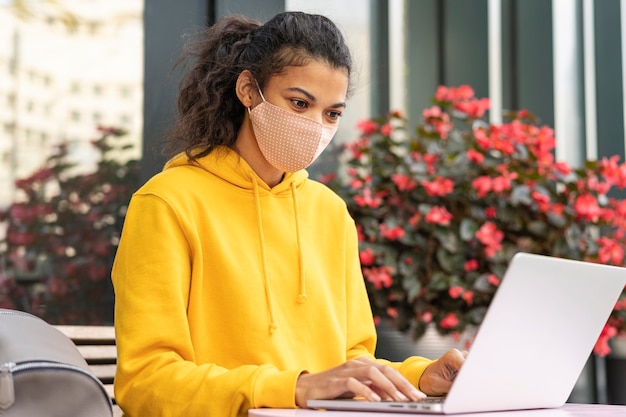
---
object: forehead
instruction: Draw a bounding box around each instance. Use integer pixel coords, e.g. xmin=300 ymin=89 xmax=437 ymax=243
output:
xmin=266 ymin=60 xmax=349 ymax=103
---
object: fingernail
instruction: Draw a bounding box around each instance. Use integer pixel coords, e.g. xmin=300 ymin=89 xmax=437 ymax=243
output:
xmin=412 ymin=388 xmax=426 ymax=400
xmin=372 ymin=393 xmax=382 ymax=402
xmin=396 ymin=391 xmax=408 ymax=401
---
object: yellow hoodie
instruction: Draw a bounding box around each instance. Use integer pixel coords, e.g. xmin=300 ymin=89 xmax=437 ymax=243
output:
xmin=112 ymin=146 xmax=433 ymax=417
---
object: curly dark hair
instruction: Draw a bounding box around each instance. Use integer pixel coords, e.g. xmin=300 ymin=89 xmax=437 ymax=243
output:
xmin=165 ymin=11 xmax=354 ymax=160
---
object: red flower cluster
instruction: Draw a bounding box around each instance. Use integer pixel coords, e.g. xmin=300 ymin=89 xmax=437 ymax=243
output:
xmin=325 ymin=85 xmax=626 ymax=354
xmin=0 ymin=128 xmax=140 ymax=325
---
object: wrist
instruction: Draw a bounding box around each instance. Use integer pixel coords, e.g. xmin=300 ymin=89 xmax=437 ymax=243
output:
xmin=295 ymin=371 xmax=311 ymax=408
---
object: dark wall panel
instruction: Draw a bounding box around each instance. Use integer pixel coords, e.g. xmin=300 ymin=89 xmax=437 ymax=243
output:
xmin=212 ymin=0 xmax=284 ymax=23
xmin=595 ymin=0 xmax=624 ymax=159
xmin=142 ymin=0 xmax=210 ymax=182
xmin=514 ymin=0 xmax=554 ymax=127
xmin=406 ymin=0 xmax=440 ymax=125
xmin=443 ymin=0 xmax=489 ymax=98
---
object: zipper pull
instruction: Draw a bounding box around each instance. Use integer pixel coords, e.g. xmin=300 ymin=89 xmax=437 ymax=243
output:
xmin=0 ymin=362 xmax=15 ymax=410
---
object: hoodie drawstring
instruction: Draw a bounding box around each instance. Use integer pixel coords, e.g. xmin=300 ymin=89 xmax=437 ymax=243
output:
xmin=252 ymin=176 xmax=278 ymax=335
xmin=291 ymin=182 xmax=307 ymax=304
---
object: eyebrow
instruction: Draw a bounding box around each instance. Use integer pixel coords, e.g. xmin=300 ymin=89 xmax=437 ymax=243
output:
xmin=286 ymin=87 xmax=347 ymax=109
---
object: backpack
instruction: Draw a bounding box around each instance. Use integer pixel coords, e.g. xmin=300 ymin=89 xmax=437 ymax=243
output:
xmin=0 ymin=309 xmax=113 ymax=417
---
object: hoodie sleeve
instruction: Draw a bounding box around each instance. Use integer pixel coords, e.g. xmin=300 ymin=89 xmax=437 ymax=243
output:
xmin=112 ymin=193 xmax=303 ymax=417
xmin=340 ymin=212 xmax=435 ymax=388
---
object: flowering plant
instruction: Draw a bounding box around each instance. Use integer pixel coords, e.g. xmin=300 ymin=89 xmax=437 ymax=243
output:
xmin=324 ymin=85 xmax=626 ymax=356
xmin=0 ymin=127 xmax=140 ymax=324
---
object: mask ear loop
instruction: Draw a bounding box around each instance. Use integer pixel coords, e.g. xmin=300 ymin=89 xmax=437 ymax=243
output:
xmin=253 ymin=79 xmax=266 ymax=102
xmin=248 ymin=79 xmax=266 ymax=115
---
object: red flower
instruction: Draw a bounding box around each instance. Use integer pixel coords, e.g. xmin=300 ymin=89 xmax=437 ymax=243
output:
xmin=425 ymin=206 xmax=453 ymax=226
xmin=409 ymin=212 xmax=421 ymax=226
xmin=462 ymin=291 xmax=474 ymax=305
xmin=359 ymin=248 xmax=375 ymax=266
xmin=434 ymin=86 xmax=452 ymax=102
xmin=573 ymin=194 xmax=601 ymax=222
xmin=356 ymin=119 xmax=378 ymax=135
xmin=346 ymin=137 xmax=370 ymax=159
xmin=423 ymin=106 xmax=453 ymax=138
xmin=391 ymin=173 xmax=417 ymax=191
xmin=380 ymin=123 xmax=393 ymax=136
xmin=318 ymin=172 xmax=336 ymax=184
xmin=475 ymin=222 xmax=504 ymax=258
xmin=363 ymin=266 xmax=393 ymax=289
xmin=467 ymin=148 xmax=484 ymax=163
xmin=440 ymin=313 xmax=459 ymax=329
xmin=350 ymin=178 xmax=364 ymax=190
xmin=449 ymin=286 xmax=464 ymax=299
xmin=464 ymin=259 xmax=478 ymax=271
xmin=421 ymin=177 xmax=454 ymax=196
xmin=354 ymin=188 xmax=382 ymax=208
xmin=593 ymin=324 xmax=617 ymax=356
xmin=597 ymin=237 xmax=624 ymax=265
xmin=531 ymin=191 xmax=551 ymax=212
xmin=421 ymin=311 xmax=433 ymax=324
xmin=423 ymin=153 xmax=439 ymax=166
xmin=553 ymin=161 xmax=572 ymax=176
xmin=487 ymin=274 xmax=501 ymax=286
xmin=454 ymin=97 xmax=491 ymax=118
xmin=435 ymin=85 xmax=475 ymax=102
xmin=491 ymin=172 xmax=518 ymax=194
xmin=380 ymin=224 xmax=405 ymax=241
xmin=472 ymin=176 xmax=492 ymax=197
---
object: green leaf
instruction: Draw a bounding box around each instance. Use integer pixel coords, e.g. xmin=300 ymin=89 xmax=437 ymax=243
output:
xmin=511 ymin=184 xmax=531 ymax=206
xmin=428 ymin=271 xmax=450 ymax=291
xmin=434 ymin=229 xmax=460 ymax=252
xmin=402 ymin=275 xmax=422 ymax=302
xmin=527 ymin=220 xmax=548 ymax=236
xmin=436 ymin=247 xmax=465 ymax=273
xmin=460 ymin=218 xmax=478 ymax=241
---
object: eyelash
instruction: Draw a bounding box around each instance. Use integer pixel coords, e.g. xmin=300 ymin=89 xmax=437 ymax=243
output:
xmin=327 ymin=111 xmax=342 ymax=120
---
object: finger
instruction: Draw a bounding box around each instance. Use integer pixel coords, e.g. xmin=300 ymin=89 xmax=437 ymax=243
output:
xmin=343 ymin=376 xmax=382 ymax=402
xmin=354 ymin=362 xmax=424 ymax=402
xmin=444 ymin=349 xmax=466 ymax=377
xmin=353 ymin=358 xmax=425 ymax=401
xmin=377 ymin=366 xmax=426 ymax=401
xmin=419 ymin=349 xmax=467 ymax=396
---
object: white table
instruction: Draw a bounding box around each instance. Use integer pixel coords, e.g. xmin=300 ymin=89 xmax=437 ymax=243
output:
xmin=249 ymin=403 xmax=626 ymax=416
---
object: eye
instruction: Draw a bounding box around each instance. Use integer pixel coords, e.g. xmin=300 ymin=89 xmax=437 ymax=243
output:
xmin=326 ymin=110 xmax=343 ymax=121
xmin=291 ymin=99 xmax=308 ymax=109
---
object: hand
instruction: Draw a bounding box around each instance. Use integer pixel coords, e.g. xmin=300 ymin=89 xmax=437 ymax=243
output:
xmin=295 ymin=357 xmax=426 ymax=408
xmin=418 ymin=348 xmax=467 ymax=396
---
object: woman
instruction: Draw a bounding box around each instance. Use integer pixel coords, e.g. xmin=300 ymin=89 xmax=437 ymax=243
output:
xmin=112 ymin=11 xmax=465 ymax=417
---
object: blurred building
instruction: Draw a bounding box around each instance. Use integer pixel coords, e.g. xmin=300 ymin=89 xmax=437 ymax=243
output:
xmin=0 ymin=0 xmax=143 ymax=207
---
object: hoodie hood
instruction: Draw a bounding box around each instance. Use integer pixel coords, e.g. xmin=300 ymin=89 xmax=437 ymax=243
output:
xmin=164 ymin=146 xmax=310 ymax=334
xmin=163 ymin=147 xmax=309 ymax=193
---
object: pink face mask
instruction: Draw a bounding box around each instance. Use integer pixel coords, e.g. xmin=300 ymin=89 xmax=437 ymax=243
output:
xmin=248 ymin=83 xmax=338 ymax=172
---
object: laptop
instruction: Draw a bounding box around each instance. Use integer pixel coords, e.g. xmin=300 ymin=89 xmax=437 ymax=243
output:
xmin=308 ymin=252 xmax=626 ymax=414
